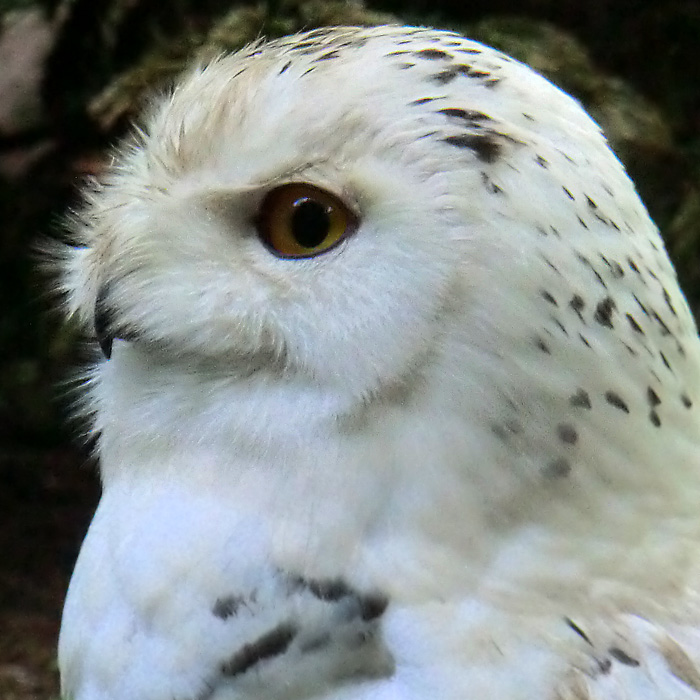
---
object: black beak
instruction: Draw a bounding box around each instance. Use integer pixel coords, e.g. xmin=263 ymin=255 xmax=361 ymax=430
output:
xmin=95 ymin=284 xmax=115 ymax=360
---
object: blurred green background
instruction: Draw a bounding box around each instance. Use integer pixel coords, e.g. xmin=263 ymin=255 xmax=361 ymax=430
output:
xmin=0 ymin=1 xmax=698 ymax=697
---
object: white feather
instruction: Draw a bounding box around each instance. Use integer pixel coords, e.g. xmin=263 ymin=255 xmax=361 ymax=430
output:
xmin=56 ymin=25 xmax=700 ymax=700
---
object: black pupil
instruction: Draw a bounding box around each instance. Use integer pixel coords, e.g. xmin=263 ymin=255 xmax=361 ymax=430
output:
xmin=291 ymin=198 xmax=331 ymax=248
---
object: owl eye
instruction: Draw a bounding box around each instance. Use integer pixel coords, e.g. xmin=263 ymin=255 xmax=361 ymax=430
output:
xmin=256 ymin=183 xmax=356 ymax=258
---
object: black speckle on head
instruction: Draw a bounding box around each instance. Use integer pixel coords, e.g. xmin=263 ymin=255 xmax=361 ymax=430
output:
xmin=289 ymin=40 xmax=319 ymax=52
xmin=557 ymin=423 xmax=578 ymax=445
xmin=431 ymin=68 xmax=458 ymax=85
xmin=443 ymin=133 xmax=502 ymax=163
xmin=626 ymin=313 xmax=644 ymax=334
xmin=609 ymin=648 xmax=640 ymax=667
xmin=279 ymin=61 xmax=292 ymax=75
xmin=577 ymin=215 xmax=589 ymax=230
xmin=570 ymin=389 xmax=592 ymax=409
xmin=594 ymin=297 xmax=616 ymax=329
xmin=499 ymin=132 xmax=525 ymax=146
xmin=649 ymin=410 xmax=661 ymax=427
xmin=562 ymin=186 xmax=575 ymax=201
xmin=605 ymin=391 xmax=629 ymax=413
xmin=541 ymin=255 xmax=563 ymax=276
xmin=481 ymin=172 xmax=503 ymax=194
xmin=414 ymin=48 xmax=452 ymax=60
xmin=410 ymin=96 xmax=441 ymax=105
xmin=298 ymin=27 xmax=333 ymax=40
xmin=660 ymin=351 xmax=672 ymax=371
xmin=627 ymin=257 xmax=642 ymax=275
xmin=535 ymin=155 xmax=549 ymax=168
xmin=430 ymin=64 xmax=473 ymax=84
xmin=316 ymin=50 xmax=340 ymax=61
xmin=438 ymin=107 xmax=492 ymax=123
xmin=576 ymin=253 xmax=608 ymax=289
xmin=541 ymin=290 xmax=558 ymax=306
xmin=682 ymin=393 xmax=693 ymax=409
xmin=535 ymin=336 xmax=551 ymax=354
xmin=600 ymin=255 xmax=624 ymax=278
xmin=647 ymin=387 xmax=661 ymax=407
xmin=569 ymin=294 xmax=585 ymax=320
xmin=337 ymin=36 xmax=367 ymax=50
xmin=662 ymin=287 xmax=678 ymax=317
xmin=652 ymin=310 xmax=672 ymax=337
xmin=585 ymin=195 xmax=598 ymax=209
xmin=455 ymin=47 xmax=482 ymax=54
xmin=552 ymin=317 xmax=568 ymax=336
xmin=579 ymin=333 xmax=592 ymax=348
xmin=566 ymin=618 xmax=592 ymax=645
xmin=633 ymin=295 xmax=650 ymax=316
xmin=544 ymin=457 xmax=571 ymax=478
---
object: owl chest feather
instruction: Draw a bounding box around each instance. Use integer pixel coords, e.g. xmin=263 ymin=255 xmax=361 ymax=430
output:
xmin=60 ymin=354 xmax=700 ymax=699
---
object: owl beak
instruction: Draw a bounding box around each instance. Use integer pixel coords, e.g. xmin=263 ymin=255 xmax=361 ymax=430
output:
xmin=95 ymin=286 xmax=115 ymax=360
xmin=96 ymin=327 xmax=114 ymax=360
xmin=94 ymin=283 xmax=145 ymax=359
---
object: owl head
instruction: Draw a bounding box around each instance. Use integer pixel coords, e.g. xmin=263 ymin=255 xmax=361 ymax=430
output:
xmin=56 ymin=26 xmax=699 ymax=500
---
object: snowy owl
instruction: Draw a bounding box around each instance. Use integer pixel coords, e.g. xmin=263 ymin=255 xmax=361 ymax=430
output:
xmin=55 ymin=24 xmax=700 ymax=700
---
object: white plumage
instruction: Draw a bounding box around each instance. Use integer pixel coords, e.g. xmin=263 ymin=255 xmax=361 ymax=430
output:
xmin=56 ymin=25 xmax=700 ymax=700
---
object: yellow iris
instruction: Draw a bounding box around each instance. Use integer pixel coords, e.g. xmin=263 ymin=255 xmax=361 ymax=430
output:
xmin=256 ymin=183 xmax=356 ymax=258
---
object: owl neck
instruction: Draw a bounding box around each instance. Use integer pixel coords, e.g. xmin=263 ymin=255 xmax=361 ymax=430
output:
xmin=90 ymin=340 xmax=700 ymax=617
